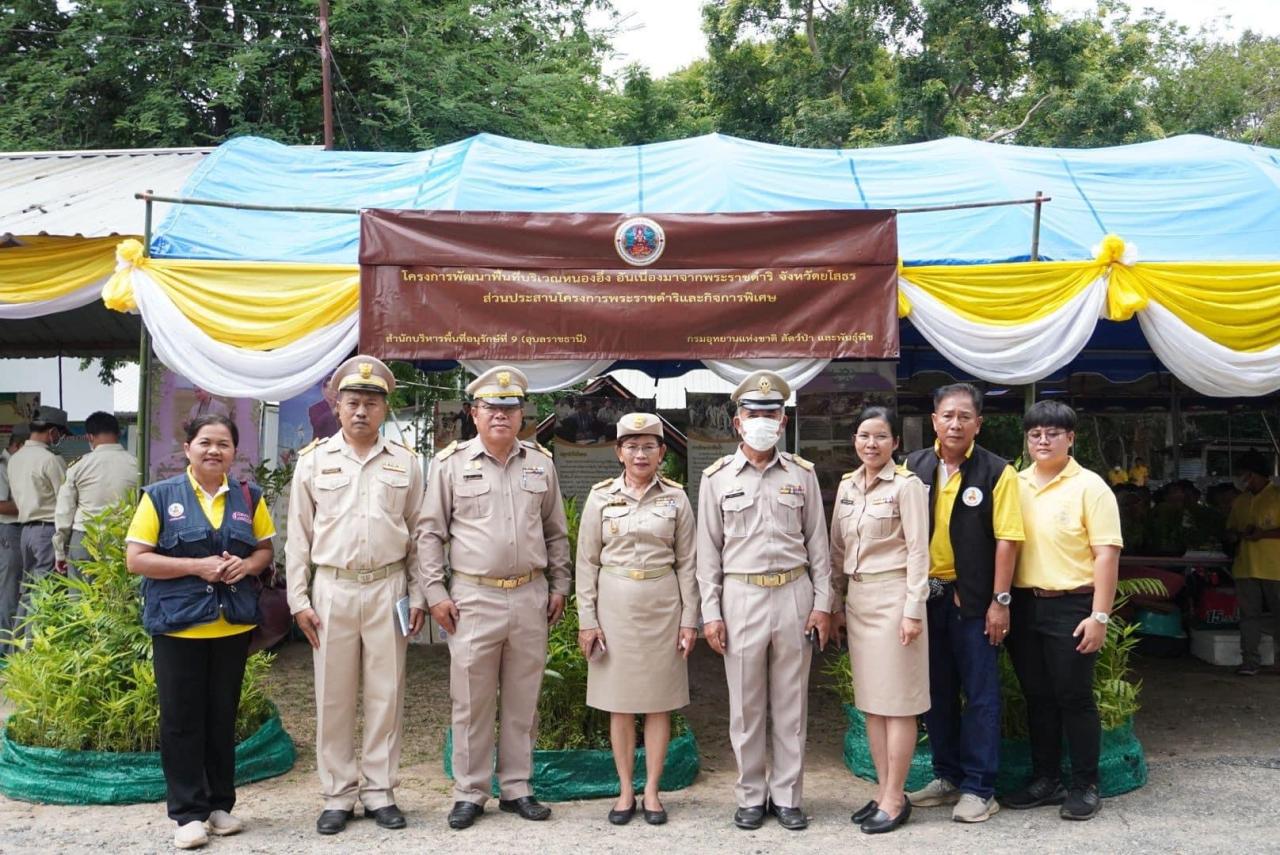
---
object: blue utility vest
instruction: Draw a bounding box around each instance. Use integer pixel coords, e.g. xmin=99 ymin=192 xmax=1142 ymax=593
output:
xmin=140 ymin=473 xmax=263 ymax=635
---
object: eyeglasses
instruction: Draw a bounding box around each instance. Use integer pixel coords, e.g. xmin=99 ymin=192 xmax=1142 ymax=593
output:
xmin=854 ymin=433 xmax=893 ymax=443
xmin=1026 ymin=429 xmax=1069 ymax=443
xmin=620 ymin=443 xmax=661 ymax=454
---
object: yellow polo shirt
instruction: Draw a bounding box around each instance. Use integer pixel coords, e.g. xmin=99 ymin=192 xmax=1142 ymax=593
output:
xmin=1240 ymin=483 xmax=1280 ymax=582
xmin=1227 ymin=491 xmax=1254 ymax=579
xmin=1014 ymin=458 xmax=1124 ymax=590
xmin=928 ymin=442 xmax=1025 ymax=581
xmin=127 ymin=468 xmax=274 ymax=638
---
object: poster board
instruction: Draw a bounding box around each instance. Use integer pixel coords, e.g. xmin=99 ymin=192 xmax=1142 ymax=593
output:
xmin=147 ymin=365 xmax=261 ymax=483
xmin=796 ymin=362 xmax=898 ymax=505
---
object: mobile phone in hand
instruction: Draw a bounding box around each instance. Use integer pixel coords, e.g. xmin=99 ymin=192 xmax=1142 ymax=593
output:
xmin=805 ymin=628 xmax=822 ymax=653
xmin=590 ymin=637 xmax=607 ymax=660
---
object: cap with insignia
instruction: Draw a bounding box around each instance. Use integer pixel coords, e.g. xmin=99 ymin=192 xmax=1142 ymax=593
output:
xmin=31 ymin=405 xmax=69 ymax=430
xmin=466 ymin=365 xmax=528 ymax=406
xmin=331 ymin=354 xmax=395 ymax=396
xmin=616 ymin=412 xmax=662 ymax=440
xmin=731 ymin=370 xmax=789 ymax=411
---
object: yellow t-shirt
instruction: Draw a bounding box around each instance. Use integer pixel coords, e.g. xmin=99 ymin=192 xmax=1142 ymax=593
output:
xmin=1227 ymin=491 xmax=1254 ymax=579
xmin=127 ymin=468 xmax=275 ymax=638
xmin=1128 ymin=464 xmax=1148 ymax=486
xmin=1014 ymin=458 xmax=1124 ymax=590
xmin=1241 ymin=483 xmax=1280 ymax=582
xmin=928 ymin=442 xmax=1025 ymax=581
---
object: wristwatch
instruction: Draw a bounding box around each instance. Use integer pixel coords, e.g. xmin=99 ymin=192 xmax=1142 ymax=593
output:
xmin=993 ymin=591 xmax=1012 ymax=606
xmin=1091 ymin=611 xmax=1110 ymax=625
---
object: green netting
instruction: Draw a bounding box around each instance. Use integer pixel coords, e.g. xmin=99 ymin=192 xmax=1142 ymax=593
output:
xmin=0 ymin=710 xmax=296 ymax=805
xmin=443 ymin=726 xmax=700 ymax=801
xmin=841 ymin=704 xmax=1147 ymax=797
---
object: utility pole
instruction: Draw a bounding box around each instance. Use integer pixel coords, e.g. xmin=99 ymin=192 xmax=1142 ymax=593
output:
xmin=319 ymin=0 xmax=334 ymax=150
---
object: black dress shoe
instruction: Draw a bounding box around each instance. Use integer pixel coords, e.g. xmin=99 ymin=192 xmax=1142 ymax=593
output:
xmin=642 ymin=805 xmax=668 ymax=826
xmin=733 ymin=804 xmax=765 ymax=830
xmin=316 ymin=809 xmax=354 ymax=835
xmin=448 ymin=801 xmax=483 ymax=830
xmin=367 ymin=804 xmax=407 ymax=829
xmin=608 ymin=799 xmax=636 ymax=826
xmin=861 ymin=798 xmax=911 ymax=834
xmin=1060 ymin=785 xmax=1101 ymax=820
xmin=1003 ymin=777 xmax=1068 ymax=810
xmin=499 ymin=796 xmax=552 ymax=821
xmin=851 ymin=799 xmax=878 ymax=823
xmin=769 ymin=803 xmax=809 ymax=830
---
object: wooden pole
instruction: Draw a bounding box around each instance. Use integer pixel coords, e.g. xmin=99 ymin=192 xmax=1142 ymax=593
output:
xmin=319 ymin=0 xmax=334 ymax=150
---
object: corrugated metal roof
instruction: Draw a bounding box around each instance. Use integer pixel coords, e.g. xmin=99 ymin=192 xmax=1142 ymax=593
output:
xmin=0 ymin=147 xmax=210 ymax=236
xmin=607 ymin=368 xmax=797 ymax=410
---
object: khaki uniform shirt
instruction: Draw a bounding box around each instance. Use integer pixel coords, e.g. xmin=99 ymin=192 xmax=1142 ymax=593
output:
xmin=0 ymin=450 xmax=17 ymax=524
xmin=829 ymin=465 xmax=930 ymax=620
xmin=417 ymin=438 xmax=571 ymax=607
xmin=53 ymin=443 xmax=138 ymax=560
xmin=696 ymin=447 xmax=832 ymax=623
xmin=7 ymin=440 xmax=67 ymax=524
xmin=285 ymin=432 xmax=426 ymax=613
xmin=576 ymin=474 xmax=698 ymax=629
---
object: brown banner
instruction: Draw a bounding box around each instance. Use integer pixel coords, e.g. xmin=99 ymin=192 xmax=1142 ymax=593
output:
xmin=359 ymin=209 xmax=898 ymax=360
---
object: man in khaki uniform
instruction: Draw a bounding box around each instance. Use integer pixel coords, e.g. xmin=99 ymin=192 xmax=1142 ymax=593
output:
xmin=54 ymin=411 xmax=138 ymax=579
xmin=8 ymin=406 xmax=69 ymax=633
xmin=286 ymin=355 xmax=426 ymax=835
xmin=0 ymin=424 xmax=29 ymax=655
xmin=419 ymin=366 xmax=571 ymax=831
xmin=697 ymin=371 xmax=832 ymax=831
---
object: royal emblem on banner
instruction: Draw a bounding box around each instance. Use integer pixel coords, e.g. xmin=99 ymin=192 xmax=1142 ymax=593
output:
xmin=614 ymin=217 xmax=666 ymax=266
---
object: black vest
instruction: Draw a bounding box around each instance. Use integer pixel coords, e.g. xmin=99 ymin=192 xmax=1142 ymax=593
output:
xmin=905 ymin=444 xmax=1008 ymax=619
xmin=140 ymin=473 xmax=262 ymax=635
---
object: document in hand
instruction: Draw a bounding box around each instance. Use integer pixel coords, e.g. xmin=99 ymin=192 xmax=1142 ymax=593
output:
xmin=395 ymin=595 xmax=412 ymax=636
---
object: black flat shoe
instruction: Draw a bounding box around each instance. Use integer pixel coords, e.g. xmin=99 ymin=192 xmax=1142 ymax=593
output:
xmin=316 ymin=809 xmax=354 ymax=835
xmin=1060 ymin=785 xmax=1101 ymax=820
xmin=769 ymin=803 xmax=809 ymax=830
xmin=861 ymin=798 xmax=911 ymax=834
xmin=366 ymin=804 xmax=407 ymax=829
xmin=643 ymin=805 xmax=668 ymax=825
xmin=499 ymin=796 xmax=552 ymax=821
xmin=851 ymin=799 xmax=878 ymax=823
xmin=608 ymin=799 xmax=636 ymax=825
xmin=733 ymin=804 xmax=765 ymax=830
xmin=447 ymin=801 xmax=483 ymax=830
xmin=1002 ymin=777 xmax=1067 ymax=810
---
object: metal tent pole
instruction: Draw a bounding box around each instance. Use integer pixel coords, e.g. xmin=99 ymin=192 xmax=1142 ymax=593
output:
xmin=137 ymin=193 xmax=154 ymax=483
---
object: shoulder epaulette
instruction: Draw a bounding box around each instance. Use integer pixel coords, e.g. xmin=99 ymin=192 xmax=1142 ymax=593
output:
xmin=790 ymin=453 xmax=815 ymax=471
xmin=703 ymin=454 xmax=733 ymax=477
xmin=841 ymin=471 xmax=855 ymax=481
xmin=392 ymin=439 xmax=419 ymax=457
xmin=591 ymin=477 xmax=615 ymax=491
xmin=298 ymin=438 xmax=321 ymax=457
xmin=659 ymin=475 xmax=684 ymax=488
xmin=435 ymin=440 xmax=459 ymax=461
xmin=522 ymin=439 xmax=554 ymax=458
xmin=896 ymin=462 xmax=914 ymax=477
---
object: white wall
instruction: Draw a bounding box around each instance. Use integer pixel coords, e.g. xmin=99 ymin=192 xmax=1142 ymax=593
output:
xmin=1 ymin=357 xmax=137 ymax=420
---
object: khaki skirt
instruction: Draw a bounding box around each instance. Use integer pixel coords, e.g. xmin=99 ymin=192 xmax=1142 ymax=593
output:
xmin=586 ymin=570 xmax=689 ymax=714
xmin=846 ymin=572 xmax=929 ymax=717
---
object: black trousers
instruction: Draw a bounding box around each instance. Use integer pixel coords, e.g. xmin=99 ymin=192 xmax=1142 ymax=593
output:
xmin=1006 ymin=588 xmax=1101 ymax=788
xmin=153 ymin=630 xmax=252 ymax=823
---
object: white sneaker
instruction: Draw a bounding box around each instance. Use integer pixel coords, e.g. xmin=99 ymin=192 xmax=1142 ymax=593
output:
xmin=952 ymin=792 xmax=1000 ymax=823
xmin=207 ymin=810 xmax=244 ymax=836
xmin=906 ymin=778 xmax=961 ymax=807
xmin=174 ymin=820 xmax=209 ymax=849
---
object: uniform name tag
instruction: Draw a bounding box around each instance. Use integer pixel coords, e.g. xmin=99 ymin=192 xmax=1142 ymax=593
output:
xmin=872 ymin=496 xmax=895 ymax=505
xmin=841 ymin=498 xmax=856 ymax=505
xmin=724 ymin=489 xmax=745 ymax=499
xmin=463 ymin=473 xmax=483 ymax=481
xmin=321 ymin=467 xmax=342 ymax=475
xmin=382 ymin=462 xmax=406 ymax=473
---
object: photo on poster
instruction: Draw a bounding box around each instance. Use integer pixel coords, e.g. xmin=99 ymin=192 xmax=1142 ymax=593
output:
xmin=147 ymin=365 xmax=260 ymax=482
xmin=553 ymin=395 xmax=624 ymax=446
xmin=277 ymin=380 xmax=341 ymax=467
xmin=797 ymin=362 xmax=897 ymax=497
xmin=686 ymin=392 xmax=743 ymax=511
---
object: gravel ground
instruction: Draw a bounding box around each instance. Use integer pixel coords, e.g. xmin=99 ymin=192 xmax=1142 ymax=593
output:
xmin=2 ymin=643 xmax=1278 ymax=854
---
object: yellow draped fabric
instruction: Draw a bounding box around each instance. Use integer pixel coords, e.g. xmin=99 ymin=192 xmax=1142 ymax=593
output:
xmin=104 ymin=239 xmax=359 ymax=350
xmin=0 ymin=235 xmax=130 ymax=303
xmin=900 ymin=260 xmax=1103 ymax=324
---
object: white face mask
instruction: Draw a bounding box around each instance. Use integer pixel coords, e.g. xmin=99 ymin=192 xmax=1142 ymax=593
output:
xmin=740 ymin=417 xmax=782 ymax=452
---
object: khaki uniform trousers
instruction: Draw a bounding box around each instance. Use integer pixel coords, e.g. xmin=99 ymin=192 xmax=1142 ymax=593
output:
xmin=721 ymin=572 xmax=814 ymax=809
xmin=311 ymin=566 xmax=408 ymax=811
xmin=0 ymin=523 xmax=20 ymax=655
xmin=448 ymin=573 xmax=549 ymax=805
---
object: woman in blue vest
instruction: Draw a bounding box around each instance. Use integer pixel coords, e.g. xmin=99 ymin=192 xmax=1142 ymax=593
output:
xmin=125 ymin=414 xmax=275 ymax=851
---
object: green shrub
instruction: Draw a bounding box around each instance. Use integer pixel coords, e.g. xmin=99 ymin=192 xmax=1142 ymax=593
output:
xmin=2 ymin=497 xmax=277 ymax=752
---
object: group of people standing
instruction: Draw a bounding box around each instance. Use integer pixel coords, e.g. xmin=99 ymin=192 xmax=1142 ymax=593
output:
xmin=116 ymin=355 xmax=1123 ymax=849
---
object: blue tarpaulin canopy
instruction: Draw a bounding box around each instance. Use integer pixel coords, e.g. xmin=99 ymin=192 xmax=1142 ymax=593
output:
xmin=152 ymin=133 xmax=1280 ymax=266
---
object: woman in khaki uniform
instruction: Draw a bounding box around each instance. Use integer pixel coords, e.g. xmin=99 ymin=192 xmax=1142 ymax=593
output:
xmin=829 ymin=406 xmax=930 ymax=834
xmin=576 ymin=413 xmax=698 ymax=827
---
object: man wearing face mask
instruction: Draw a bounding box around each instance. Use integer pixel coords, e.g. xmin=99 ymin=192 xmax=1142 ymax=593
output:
xmin=7 ymin=406 xmax=70 ymax=636
xmin=697 ymin=370 xmax=832 ymax=832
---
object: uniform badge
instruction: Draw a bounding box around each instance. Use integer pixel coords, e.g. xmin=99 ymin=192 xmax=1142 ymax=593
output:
xmin=614 ymin=216 xmax=666 ymax=267
xmin=962 ymin=486 xmax=984 ymax=507
xmin=759 ymin=377 xmax=771 ymax=394
xmin=780 ymin=484 xmax=803 ymax=495
xmin=497 ymin=371 xmax=511 ymax=387
xmin=167 ymin=502 xmax=184 ymax=519
xmin=358 ymin=362 xmax=373 ymax=379
xmin=632 ymin=414 xmax=647 ymax=429
xmin=231 ymin=511 xmax=252 ymax=523
xmin=382 ymin=462 xmax=407 ymax=473
xmin=654 ymin=496 xmax=676 ymax=507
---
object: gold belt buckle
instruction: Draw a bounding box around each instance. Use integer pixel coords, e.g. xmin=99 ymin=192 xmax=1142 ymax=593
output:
xmin=357 ymin=571 xmax=375 ymax=583
xmin=761 ymin=573 xmax=784 ymax=587
xmin=499 ymin=576 xmax=520 ymax=589
xmin=630 ymin=569 xmax=646 ymax=580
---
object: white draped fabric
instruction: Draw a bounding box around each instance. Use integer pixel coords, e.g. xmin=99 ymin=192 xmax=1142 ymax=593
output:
xmin=701 ymin=358 xmax=830 ymax=391
xmin=0 ymin=276 xmax=108 ymax=319
xmin=458 ymin=359 xmax=615 ymax=394
xmin=1136 ymin=300 xmax=1280 ymax=397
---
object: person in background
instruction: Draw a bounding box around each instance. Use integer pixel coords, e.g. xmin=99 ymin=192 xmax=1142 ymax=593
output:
xmin=8 ymin=405 xmax=70 ymax=632
xmin=0 ymin=424 xmax=29 ymax=655
xmin=1226 ymin=452 xmax=1280 ymax=677
xmin=125 ymin=414 xmax=274 ymax=850
xmin=905 ymin=383 xmax=1023 ymax=824
xmin=576 ymin=413 xmax=698 ymax=827
xmin=829 ymin=407 xmax=930 ymax=834
xmin=1003 ymin=401 xmax=1122 ymax=821
xmin=1127 ymin=457 xmax=1149 ymax=487
xmin=1107 ymin=465 xmax=1129 ymax=487
xmin=53 ymin=411 xmax=138 ymax=579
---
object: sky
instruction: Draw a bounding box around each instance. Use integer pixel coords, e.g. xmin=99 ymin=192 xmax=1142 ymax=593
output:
xmin=601 ymin=0 xmax=1280 ymax=78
